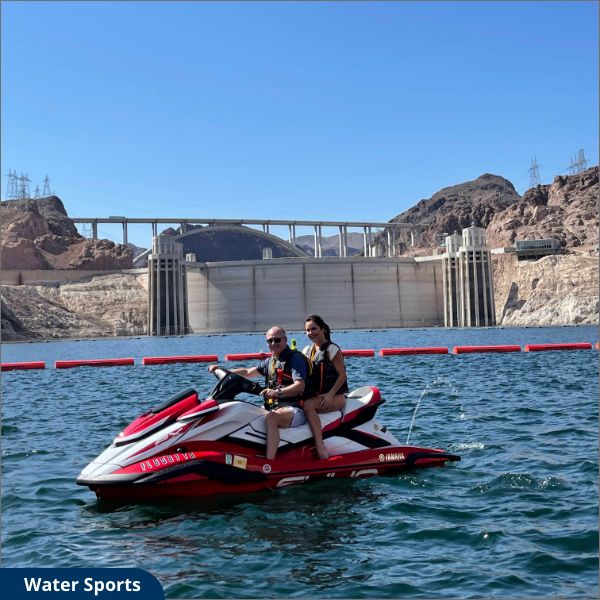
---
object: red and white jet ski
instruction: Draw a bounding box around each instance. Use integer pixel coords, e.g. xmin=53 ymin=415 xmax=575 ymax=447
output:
xmin=77 ymin=368 xmax=460 ymax=501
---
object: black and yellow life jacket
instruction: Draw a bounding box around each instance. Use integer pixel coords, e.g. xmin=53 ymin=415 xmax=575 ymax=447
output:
xmin=265 ymin=347 xmax=313 ymax=403
xmin=307 ymin=341 xmax=349 ymax=395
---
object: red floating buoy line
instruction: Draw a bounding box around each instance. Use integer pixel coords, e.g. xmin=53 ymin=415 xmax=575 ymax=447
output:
xmin=225 ymin=352 xmax=270 ymax=361
xmin=5 ymin=340 xmax=598 ymax=373
xmin=380 ymin=347 xmax=448 ymax=356
xmin=55 ymin=358 xmax=135 ymax=369
xmin=142 ymin=355 xmax=218 ymax=366
xmin=0 ymin=361 xmax=46 ymax=371
xmin=524 ymin=342 xmax=593 ymax=352
xmin=452 ymin=345 xmax=521 ymax=354
xmin=341 ymin=349 xmax=375 ymax=358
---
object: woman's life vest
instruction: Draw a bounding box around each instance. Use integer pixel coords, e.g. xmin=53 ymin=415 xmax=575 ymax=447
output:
xmin=306 ymin=341 xmax=349 ymax=395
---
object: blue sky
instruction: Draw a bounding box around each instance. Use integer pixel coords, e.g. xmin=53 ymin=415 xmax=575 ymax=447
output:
xmin=2 ymin=1 xmax=598 ymax=248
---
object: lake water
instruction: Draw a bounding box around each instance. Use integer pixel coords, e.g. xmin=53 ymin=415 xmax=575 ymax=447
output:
xmin=2 ymin=325 xmax=598 ymax=599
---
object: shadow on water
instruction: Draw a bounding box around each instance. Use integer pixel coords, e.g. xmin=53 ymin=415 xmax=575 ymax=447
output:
xmin=82 ymin=477 xmax=385 ymax=554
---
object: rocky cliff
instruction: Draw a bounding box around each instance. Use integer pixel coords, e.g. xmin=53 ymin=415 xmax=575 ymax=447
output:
xmin=486 ymin=166 xmax=599 ymax=250
xmin=1 ymin=273 xmax=147 ymax=341
xmin=493 ymin=254 xmax=598 ymax=326
xmin=0 ymin=197 xmax=133 ymax=270
xmin=384 ymin=166 xmax=598 ymax=256
xmin=387 ymin=173 xmax=522 ymax=252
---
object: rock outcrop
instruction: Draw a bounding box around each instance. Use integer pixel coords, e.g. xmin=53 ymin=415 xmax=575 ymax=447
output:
xmin=486 ymin=166 xmax=598 ymax=249
xmin=0 ymin=273 xmax=148 ymax=341
xmin=493 ymin=254 xmax=599 ymax=326
xmin=386 ymin=173 xmax=522 ymax=252
xmin=0 ymin=197 xmax=133 ymax=270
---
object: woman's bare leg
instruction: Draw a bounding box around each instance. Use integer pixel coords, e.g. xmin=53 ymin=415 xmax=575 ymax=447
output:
xmin=303 ymin=397 xmax=329 ymax=459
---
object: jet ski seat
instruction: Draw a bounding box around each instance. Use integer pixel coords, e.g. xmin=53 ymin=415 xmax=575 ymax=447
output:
xmin=247 ymin=386 xmax=381 ymax=446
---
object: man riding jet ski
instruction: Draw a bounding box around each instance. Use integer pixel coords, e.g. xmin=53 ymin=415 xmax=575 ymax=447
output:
xmin=76 ymin=367 xmax=460 ymax=501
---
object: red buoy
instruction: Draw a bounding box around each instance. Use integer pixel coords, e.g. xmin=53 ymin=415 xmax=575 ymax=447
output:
xmin=142 ymin=355 xmax=219 ymax=365
xmin=452 ymin=345 xmax=521 ymax=354
xmin=341 ymin=349 xmax=375 ymax=358
xmin=379 ymin=347 xmax=448 ymax=356
xmin=524 ymin=343 xmax=592 ymax=352
xmin=1 ymin=361 xmax=46 ymax=371
xmin=225 ymin=352 xmax=270 ymax=361
xmin=55 ymin=358 xmax=135 ymax=369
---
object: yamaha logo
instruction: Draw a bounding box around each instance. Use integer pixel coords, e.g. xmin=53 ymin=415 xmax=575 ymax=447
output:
xmin=384 ymin=452 xmax=405 ymax=461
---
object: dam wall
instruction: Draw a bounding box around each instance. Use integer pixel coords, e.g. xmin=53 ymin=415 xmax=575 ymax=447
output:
xmin=186 ymin=257 xmax=444 ymax=333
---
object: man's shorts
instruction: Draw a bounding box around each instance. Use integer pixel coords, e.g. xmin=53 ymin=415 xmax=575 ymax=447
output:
xmin=289 ymin=407 xmax=307 ymax=427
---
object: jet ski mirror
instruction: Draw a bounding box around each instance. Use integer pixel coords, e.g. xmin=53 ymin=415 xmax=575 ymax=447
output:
xmin=209 ymin=369 xmax=265 ymax=401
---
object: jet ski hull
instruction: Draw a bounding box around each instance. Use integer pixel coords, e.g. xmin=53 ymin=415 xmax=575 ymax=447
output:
xmin=76 ymin=375 xmax=460 ymax=502
xmin=78 ymin=445 xmax=460 ymax=501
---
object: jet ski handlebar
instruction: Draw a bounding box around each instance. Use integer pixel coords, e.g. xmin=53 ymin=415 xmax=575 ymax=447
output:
xmin=210 ymin=368 xmax=265 ymax=401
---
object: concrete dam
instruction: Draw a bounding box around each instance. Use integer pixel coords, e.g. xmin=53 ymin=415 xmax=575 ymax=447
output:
xmin=186 ymin=256 xmax=444 ymax=333
xmin=148 ymin=225 xmax=495 ymax=334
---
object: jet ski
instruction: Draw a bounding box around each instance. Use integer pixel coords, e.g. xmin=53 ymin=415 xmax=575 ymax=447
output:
xmin=77 ymin=368 xmax=460 ymax=501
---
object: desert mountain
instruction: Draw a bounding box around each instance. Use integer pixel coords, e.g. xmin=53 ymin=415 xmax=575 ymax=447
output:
xmin=0 ymin=197 xmax=133 ymax=270
xmin=294 ymin=232 xmax=363 ymax=256
xmin=384 ymin=167 xmax=598 ymax=254
xmin=486 ymin=166 xmax=598 ymax=249
xmin=386 ymin=173 xmax=521 ymax=252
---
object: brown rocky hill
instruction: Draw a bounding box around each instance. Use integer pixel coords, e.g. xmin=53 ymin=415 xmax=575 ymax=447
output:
xmin=386 ymin=173 xmax=522 ymax=252
xmin=0 ymin=197 xmax=133 ymax=270
xmin=384 ymin=167 xmax=598 ymax=254
xmin=486 ymin=165 xmax=599 ymax=249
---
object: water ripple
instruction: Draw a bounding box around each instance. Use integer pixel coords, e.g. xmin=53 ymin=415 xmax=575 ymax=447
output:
xmin=1 ymin=326 xmax=598 ymax=599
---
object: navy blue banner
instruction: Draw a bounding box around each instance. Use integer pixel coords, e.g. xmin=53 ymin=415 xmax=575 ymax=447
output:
xmin=0 ymin=568 xmax=164 ymax=599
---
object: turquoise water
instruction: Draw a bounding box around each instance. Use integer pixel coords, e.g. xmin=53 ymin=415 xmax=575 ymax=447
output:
xmin=2 ymin=326 xmax=598 ymax=598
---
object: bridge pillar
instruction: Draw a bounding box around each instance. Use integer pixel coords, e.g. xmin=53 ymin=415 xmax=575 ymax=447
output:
xmin=92 ymin=221 xmax=98 ymax=240
xmin=122 ymin=222 xmax=128 ymax=246
xmin=288 ymin=224 xmax=296 ymax=246
xmin=338 ymin=225 xmax=347 ymax=257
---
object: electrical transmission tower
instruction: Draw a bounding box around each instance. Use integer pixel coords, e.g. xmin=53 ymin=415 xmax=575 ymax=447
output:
xmin=17 ymin=172 xmax=31 ymax=199
xmin=529 ymin=157 xmax=541 ymax=188
xmin=5 ymin=169 xmax=18 ymax=199
xmin=569 ymin=149 xmax=588 ymax=174
xmin=42 ymin=175 xmax=52 ymax=196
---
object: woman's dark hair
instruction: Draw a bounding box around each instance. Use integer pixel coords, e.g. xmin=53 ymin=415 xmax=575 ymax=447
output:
xmin=305 ymin=314 xmax=331 ymax=341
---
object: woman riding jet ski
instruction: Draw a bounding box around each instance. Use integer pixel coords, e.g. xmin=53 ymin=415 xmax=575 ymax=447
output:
xmin=76 ymin=368 xmax=460 ymax=501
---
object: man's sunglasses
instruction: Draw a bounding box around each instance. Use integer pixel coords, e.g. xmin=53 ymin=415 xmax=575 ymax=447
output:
xmin=266 ymin=337 xmax=283 ymax=344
